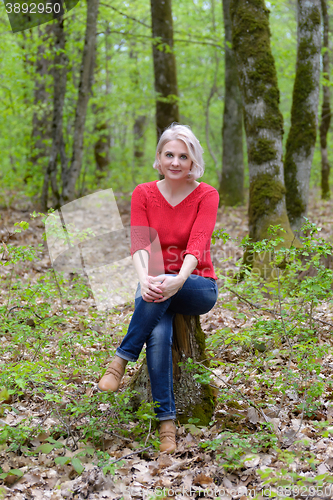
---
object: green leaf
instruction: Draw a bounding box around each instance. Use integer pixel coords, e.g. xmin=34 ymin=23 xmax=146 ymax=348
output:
xmin=71 ymin=457 xmax=84 ymax=475
xmin=1 ymin=469 xmax=24 ymax=478
xmin=55 ymin=456 xmax=71 ymax=466
xmin=36 ymin=443 xmax=54 ymax=454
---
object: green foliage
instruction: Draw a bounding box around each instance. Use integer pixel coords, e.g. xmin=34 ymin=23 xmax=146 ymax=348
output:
xmin=200 ymin=428 xmax=278 ymax=471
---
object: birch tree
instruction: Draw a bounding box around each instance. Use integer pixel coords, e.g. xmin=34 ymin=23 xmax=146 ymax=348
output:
xmin=284 ymin=0 xmax=321 ymax=231
xmin=220 ymin=0 xmax=244 ymax=206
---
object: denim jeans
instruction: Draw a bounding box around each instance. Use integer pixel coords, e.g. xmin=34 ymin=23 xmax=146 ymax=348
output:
xmin=116 ymin=274 xmax=218 ymax=421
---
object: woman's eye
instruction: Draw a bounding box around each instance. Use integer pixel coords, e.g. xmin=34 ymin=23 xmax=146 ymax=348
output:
xmin=181 ymin=155 xmax=187 ymax=160
xmin=166 ymin=153 xmax=173 ymax=157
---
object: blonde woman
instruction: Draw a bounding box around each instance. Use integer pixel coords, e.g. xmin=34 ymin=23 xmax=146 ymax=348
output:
xmin=98 ymin=124 xmax=219 ymax=453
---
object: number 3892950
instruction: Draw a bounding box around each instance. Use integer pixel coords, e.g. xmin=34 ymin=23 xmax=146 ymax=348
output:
xmin=5 ymin=3 xmax=61 ymax=14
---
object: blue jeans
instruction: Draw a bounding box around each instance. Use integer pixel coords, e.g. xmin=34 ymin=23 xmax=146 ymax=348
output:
xmin=116 ymin=274 xmax=218 ymax=421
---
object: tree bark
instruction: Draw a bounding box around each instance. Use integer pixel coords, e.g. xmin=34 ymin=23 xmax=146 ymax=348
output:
xmin=219 ymin=0 xmax=244 ymax=207
xmin=62 ymin=0 xmax=100 ymax=203
xmin=150 ymin=0 xmax=180 ymax=140
xmin=231 ymin=0 xmax=294 ymax=250
xmin=130 ymin=314 xmax=215 ymax=426
xmin=284 ymin=0 xmax=321 ymax=231
xmin=94 ymin=120 xmax=111 ymax=174
xmin=27 ymin=25 xmax=53 ymax=185
xmin=41 ymin=18 xmax=68 ymax=211
xmin=320 ymin=0 xmax=331 ymax=200
xmin=133 ymin=115 xmax=147 ymax=170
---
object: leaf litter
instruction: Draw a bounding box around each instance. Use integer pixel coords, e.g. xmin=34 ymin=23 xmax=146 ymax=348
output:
xmin=0 ymin=190 xmax=333 ymax=499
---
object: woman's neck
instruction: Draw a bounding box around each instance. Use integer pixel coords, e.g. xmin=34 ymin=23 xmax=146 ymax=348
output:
xmin=158 ymin=178 xmax=199 ymax=197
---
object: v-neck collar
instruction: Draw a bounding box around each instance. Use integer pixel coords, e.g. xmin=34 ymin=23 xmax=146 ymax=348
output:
xmin=154 ymin=180 xmax=202 ymax=208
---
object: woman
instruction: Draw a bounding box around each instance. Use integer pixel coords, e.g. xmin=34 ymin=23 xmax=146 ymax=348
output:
xmin=98 ymin=123 xmax=219 ymax=453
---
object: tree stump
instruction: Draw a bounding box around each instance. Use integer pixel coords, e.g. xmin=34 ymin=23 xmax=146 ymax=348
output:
xmin=129 ymin=314 xmax=215 ymax=426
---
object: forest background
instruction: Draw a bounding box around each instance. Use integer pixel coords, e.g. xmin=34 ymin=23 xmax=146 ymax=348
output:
xmin=2 ymin=0 xmax=333 ymax=499
xmin=0 ymin=0 xmax=328 ymax=207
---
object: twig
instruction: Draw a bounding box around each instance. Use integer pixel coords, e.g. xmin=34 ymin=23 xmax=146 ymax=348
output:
xmin=313 ymin=316 xmax=333 ymax=328
xmin=96 ymin=30 xmax=223 ymax=49
xmin=55 ymin=408 xmax=79 ymax=451
xmin=224 ymin=285 xmax=277 ymax=316
xmin=144 ymin=419 xmax=152 ymax=447
xmin=108 ymin=445 xmax=153 ymax=464
xmin=100 ymin=2 xmax=150 ymax=28
xmin=8 ymin=305 xmax=43 ymax=320
xmin=111 ymin=432 xmax=132 ymax=442
xmin=4 ymin=266 xmax=14 ymax=315
xmin=194 ymin=361 xmax=270 ymax=424
xmin=276 ymin=269 xmax=294 ymax=352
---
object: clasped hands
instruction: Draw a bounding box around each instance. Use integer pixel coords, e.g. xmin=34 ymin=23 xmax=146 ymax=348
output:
xmin=140 ymin=274 xmax=185 ymax=303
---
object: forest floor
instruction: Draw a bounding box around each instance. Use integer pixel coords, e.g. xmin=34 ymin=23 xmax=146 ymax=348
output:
xmin=1 ymin=189 xmax=333 ymax=500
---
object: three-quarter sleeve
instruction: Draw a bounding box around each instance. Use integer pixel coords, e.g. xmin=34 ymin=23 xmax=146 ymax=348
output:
xmin=183 ymin=188 xmax=219 ymax=266
xmin=130 ymin=186 xmax=151 ymax=257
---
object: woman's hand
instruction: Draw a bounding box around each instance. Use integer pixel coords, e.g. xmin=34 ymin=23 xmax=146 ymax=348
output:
xmin=149 ymin=275 xmax=185 ymax=303
xmin=140 ymin=276 xmax=164 ymax=302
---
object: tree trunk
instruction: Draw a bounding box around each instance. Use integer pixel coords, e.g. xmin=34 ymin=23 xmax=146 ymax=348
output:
xmin=27 ymin=25 xmax=53 ymax=185
xmin=150 ymin=0 xmax=180 ymax=140
xmin=94 ymin=120 xmax=111 ymax=174
xmin=284 ymin=0 xmax=321 ymax=232
xmin=129 ymin=45 xmax=147 ymax=183
xmin=219 ymin=0 xmax=244 ymax=207
xmin=133 ymin=115 xmax=147 ymax=169
xmin=320 ymin=0 xmax=331 ymax=200
xmin=230 ymin=0 xmax=295 ymax=250
xmin=41 ymin=18 xmax=68 ymax=211
xmin=130 ymin=314 xmax=215 ymax=426
xmin=62 ymin=0 xmax=100 ymax=203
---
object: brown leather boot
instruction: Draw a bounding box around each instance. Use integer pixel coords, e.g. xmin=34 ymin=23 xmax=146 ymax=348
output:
xmin=159 ymin=420 xmax=177 ymax=453
xmin=97 ymin=358 xmax=126 ymax=392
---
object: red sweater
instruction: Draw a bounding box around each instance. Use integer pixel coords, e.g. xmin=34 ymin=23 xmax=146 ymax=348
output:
xmin=130 ymin=180 xmax=219 ymax=279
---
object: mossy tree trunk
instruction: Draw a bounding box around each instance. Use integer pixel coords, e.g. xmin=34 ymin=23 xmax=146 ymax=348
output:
xmin=320 ymin=0 xmax=331 ymax=200
xmin=230 ymin=0 xmax=294 ymax=249
xmin=284 ymin=0 xmax=321 ymax=231
xmin=219 ymin=0 xmax=244 ymax=207
xmin=150 ymin=0 xmax=180 ymax=140
xmin=129 ymin=314 xmax=215 ymax=426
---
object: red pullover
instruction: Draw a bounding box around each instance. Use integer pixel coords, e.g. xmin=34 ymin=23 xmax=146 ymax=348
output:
xmin=130 ymin=180 xmax=219 ymax=280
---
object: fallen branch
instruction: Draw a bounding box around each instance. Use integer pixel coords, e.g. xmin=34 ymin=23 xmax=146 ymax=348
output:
xmin=109 ymin=445 xmax=153 ymax=464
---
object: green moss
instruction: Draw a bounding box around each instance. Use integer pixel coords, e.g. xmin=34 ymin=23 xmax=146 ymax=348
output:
xmin=248 ymin=171 xmax=286 ymax=230
xmin=284 ymin=3 xmax=320 ymax=225
xmin=194 ymin=316 xmax=207 ymax=361
xmin=231 ymin=0 xmax=284 ymax=136
xmin=177 ymin=383 xmax=215 ymax=426
xmin=248 ymin=138 xmax=277 ymax=164
xmin=304 ymin=7 xmax=321 ymax=29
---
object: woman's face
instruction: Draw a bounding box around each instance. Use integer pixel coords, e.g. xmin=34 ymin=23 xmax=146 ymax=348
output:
xmin=158 ymin=140 xmax=193 ymax=182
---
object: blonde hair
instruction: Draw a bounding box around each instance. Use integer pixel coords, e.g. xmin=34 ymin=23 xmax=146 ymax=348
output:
xmin=153 ymin=123 xmax=205 ymax=180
